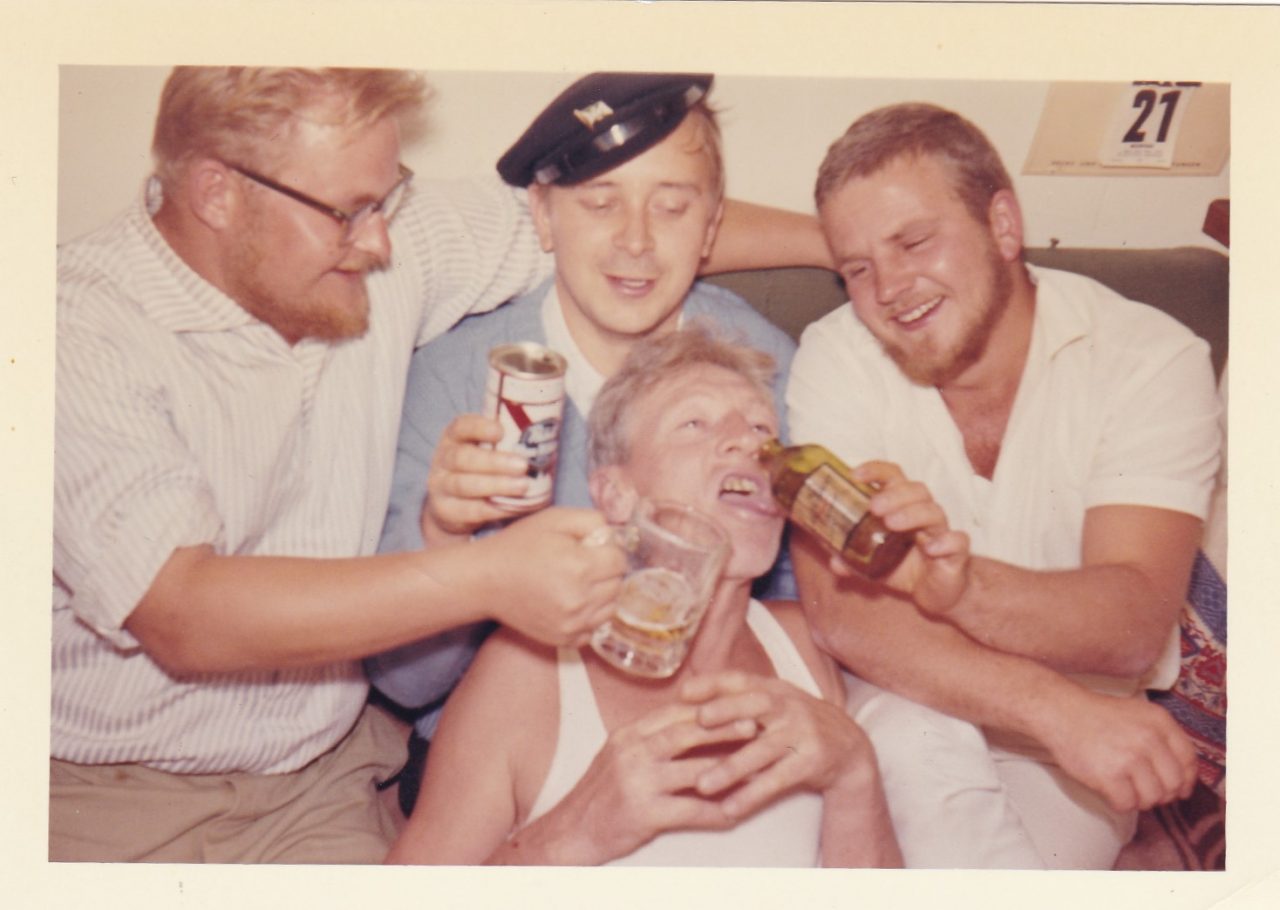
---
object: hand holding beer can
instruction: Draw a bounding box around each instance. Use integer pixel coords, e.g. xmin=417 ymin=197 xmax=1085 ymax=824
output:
xmin=484 ymin=343 xmax=568 ymax=513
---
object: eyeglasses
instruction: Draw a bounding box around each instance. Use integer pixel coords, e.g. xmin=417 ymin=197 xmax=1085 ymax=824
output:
xmin=229 ymin=162 xmax=414 ymax=243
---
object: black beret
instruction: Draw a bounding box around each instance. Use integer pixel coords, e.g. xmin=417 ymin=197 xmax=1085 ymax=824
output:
xmin=497 ymin=72 xmax=714 ymax=187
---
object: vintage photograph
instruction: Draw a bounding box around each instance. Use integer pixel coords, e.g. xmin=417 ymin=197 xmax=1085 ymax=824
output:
xmin=6 ymin=2 xmax=1276 ymax=909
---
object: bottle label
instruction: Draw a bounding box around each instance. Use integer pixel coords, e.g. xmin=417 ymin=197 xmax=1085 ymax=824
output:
xmin=793 ymin=463 xmax=870 ymax=557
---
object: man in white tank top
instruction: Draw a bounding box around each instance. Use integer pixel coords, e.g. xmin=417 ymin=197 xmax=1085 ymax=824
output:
xmin=386 ymin=324 xmax=968 ymax=866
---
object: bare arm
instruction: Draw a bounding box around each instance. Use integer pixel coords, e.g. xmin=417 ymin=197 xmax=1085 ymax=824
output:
xmin=702 ymin=200 xmax=834 ymax=273
xmin=860 ymin=461 xmax=1197 ymax=679
xmin=386 ymin=631 xmax=550 ymax=865
xmin=126 ymin=507 xmax=625 ymax=675
xmin=912 ymin=506 xmax=1200 ymax=678
xmin=794 ymin=531 xmax=1195 ymax=812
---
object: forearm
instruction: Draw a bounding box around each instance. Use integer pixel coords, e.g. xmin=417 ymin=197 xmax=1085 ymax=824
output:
xmin=798 ymin=543 xmax=1082 ymax=742
xmin=943 ymin=556 xmax=1179 ymax=679
xmin=128 ymin=543 xmax=502 ymax=674
xmin=819 ymin=766 xmax=903 ymax=868
xmin=703 ymin=200 xmax=834 ymax=273
xmin=485 ymin=810 xmax=601 ymax=866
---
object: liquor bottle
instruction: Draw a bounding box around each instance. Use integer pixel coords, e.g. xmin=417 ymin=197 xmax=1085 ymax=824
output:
xmin=757 ymin=438 xmax=913 ymax=578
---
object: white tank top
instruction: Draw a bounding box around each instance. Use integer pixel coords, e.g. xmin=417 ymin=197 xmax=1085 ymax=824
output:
xmin=526 ymin=600 xmax=825 ymax=866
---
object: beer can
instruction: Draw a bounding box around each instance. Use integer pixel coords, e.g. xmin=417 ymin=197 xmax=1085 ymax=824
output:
xmin=484 ymin=342 xmax=568 ymax=512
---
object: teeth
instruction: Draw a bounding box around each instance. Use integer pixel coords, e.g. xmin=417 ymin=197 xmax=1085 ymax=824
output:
xmin=896 ymin=297 xmax=939 ymax=324
xmin=720 ymin=476 xmax=759 ymax=495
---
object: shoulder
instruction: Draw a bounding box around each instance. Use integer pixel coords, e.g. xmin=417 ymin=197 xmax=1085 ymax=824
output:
xmin=757 ymin=599 xmax=844 ymax=705
xmin=1033 ymin=265 xmax=1205 ymax=355
xmin=447 ymin=628 xmax=561 ymax=807
xmin=411 ymin=287 xmax=548 ymax=372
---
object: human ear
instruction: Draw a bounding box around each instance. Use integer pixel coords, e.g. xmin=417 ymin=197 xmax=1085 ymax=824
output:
xmin=186 ymin=158 xmax=239 ymax=232
xmin=986 ymin=189 xmax=1025 ymax=262
xmin=528 ymin=184 xmax=557 ymax=254
xmin=588 ymin=466 xmax=639 ymax=524
xmin=700 ymin=199 xmax=725 ymax=259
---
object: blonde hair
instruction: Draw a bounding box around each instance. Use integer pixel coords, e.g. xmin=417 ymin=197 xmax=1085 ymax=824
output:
xmin=588 ymin=321 xmax=777 ymax=471
xmin=814 ymin=102 xmax=1012 ymax=224
xmin=151 ymin=67 xmax=429 ymax=192
xmin=682 ymin=99 xmax=726 ymax=202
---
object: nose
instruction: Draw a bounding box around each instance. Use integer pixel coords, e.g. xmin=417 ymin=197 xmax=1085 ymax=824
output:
xmin=614 ymin=204 xmax=654 ymax=257
xmin=350 ymin=212 xmax=392 ymax=266
xmin=716 ymin=412 xmax=759 ymax=455
xmin=873 ymin=249 xmax=913 ymax=306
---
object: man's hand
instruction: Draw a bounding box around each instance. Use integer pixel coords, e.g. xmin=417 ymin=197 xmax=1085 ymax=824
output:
xmin=473 ymin=507 xmax=626 ymax=648
xmin=422 ymin=413 xmax=533 ymax=540
xmin=831 ymin=460 xmax=971 ymax=614
xmin=506 ymin=702 xmax=758 ymax=864
xmin=680 ymin=671 xmax=881 ymax=818
xmin=1036 ymin=687 xmax=1198 ymax=812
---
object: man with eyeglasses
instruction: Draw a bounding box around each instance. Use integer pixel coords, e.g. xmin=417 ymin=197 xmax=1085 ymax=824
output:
xmin=51 ymin=66 xmax=827 ymax=864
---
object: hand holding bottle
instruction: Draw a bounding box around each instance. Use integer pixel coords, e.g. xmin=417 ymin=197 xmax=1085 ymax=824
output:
xmin=846 ymin=460 xmax=971 ymax=614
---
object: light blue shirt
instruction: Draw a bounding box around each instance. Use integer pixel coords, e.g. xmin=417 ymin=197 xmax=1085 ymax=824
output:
xmin=367 ymin=278 xmax=797 ymax=735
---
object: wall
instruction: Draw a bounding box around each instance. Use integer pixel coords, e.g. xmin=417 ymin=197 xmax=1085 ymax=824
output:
xmin=58 ymin=66 xmax=1228 ymax=252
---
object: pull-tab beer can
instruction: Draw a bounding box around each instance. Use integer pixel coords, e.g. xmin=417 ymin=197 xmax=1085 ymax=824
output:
xmin=484 ymin=342 xmax=568 ymax=512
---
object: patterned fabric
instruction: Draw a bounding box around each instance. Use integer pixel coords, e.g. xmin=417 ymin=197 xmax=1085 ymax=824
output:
xmin=1124 ymin=548 xmax=1228 ymax=871
xmin=1149 ymin=550 xmax=1227 ymax=797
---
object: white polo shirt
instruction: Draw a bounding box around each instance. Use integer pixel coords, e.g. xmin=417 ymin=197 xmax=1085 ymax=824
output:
xmin=787 ymin=265 xmax=1222 ymax=695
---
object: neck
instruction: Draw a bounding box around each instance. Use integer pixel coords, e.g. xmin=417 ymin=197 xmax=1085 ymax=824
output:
xmin=152 ymin=199 xmax=234 ymax=302
xmin=677 ymin=578 xmax=755 ymax=677
xmin=555 ymin=281 xmax=682 ymax=376
xmin=939 ymin=263 xmax=1036 ymax=399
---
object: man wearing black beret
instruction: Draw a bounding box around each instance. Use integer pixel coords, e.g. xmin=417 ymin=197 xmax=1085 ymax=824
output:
xmin=367 ymin=72 xmax=806 ymax=816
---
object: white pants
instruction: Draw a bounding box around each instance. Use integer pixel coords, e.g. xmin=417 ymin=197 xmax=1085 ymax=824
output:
xmin=846 ymin=674 xmax=1136 ymax=870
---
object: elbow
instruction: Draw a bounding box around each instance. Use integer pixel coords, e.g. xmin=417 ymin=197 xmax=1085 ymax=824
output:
xmin=126 ymin=608 xmax=228 ymax=676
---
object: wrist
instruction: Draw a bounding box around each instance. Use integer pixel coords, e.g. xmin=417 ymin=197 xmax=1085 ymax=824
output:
xmin=421 ymin=502 xmax=478 ymax=546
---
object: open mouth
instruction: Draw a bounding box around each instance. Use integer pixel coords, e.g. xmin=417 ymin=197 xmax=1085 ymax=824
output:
xmin=608 ymin=275 xmax=657 ymax=296
xmin=717 ymin=472 xmax=781 ymax=517
xmin=893 ymin=295 xmax=941 ymax=326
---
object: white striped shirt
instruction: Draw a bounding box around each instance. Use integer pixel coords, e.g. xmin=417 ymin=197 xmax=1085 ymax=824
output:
xmin=53 ymin=177 xmax=550 ymax=774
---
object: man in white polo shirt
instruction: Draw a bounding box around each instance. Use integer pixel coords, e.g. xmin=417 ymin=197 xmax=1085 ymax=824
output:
xmin=787 ymin=102 xmax=1221 ymax=868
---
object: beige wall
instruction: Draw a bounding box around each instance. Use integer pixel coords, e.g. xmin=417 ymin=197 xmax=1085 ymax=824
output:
xmin=58 ymin=66 xmax=1229 ymax=251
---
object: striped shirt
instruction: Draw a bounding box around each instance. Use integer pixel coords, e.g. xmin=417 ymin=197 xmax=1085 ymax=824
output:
xmin=52 ymin=177 xmax=550 ymax=774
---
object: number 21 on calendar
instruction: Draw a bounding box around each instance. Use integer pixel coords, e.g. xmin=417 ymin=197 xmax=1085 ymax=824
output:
xmin=1099 ymin=82 xmax=1200 ymax=169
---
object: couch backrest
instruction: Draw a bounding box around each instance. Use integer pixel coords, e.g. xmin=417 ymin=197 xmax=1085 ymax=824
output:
xmin=706 ymin=246 xmax=1228 ymax=379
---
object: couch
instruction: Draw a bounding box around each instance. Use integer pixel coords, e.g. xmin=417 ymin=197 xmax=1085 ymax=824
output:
xmin=707 ymin=245 xmax=1230 ymax=871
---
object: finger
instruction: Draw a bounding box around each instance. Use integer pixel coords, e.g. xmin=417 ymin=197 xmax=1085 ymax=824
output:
xmin=849 ymin=460 xmax=905 ymax=488
xmin=433 ymin=469 xmax=530 ymax=501
xmin=438 ymin=439 xmax=529 ymax=478
xmin=694 ymin=730 xmax=795 ymax=797
xmin=1153 ymin=731 xmax=1199 ymax=803
xmin=1101 ymin=774 xmax=1140 ymax=814
xmin=443 ymin=413 xmax=507 ymax=447
xmin=679 ymin=670 xmax=755 ymax=703
xmin=875 ymin=497 xmax=948 ymax=535
xmin=630 ymin=709 xmax=752 ymax=758
xmin=692 ymin=691 xmax=777 ymax=731
xmin=916 ymin=528 xmax=969 ymax=560
xmin=540 ymin=507 xmax=619 ymax=540
xmin=653 ymin=792 xmax=738 ymax=832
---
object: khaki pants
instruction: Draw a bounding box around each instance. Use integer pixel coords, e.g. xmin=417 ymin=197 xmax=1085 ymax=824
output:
xmin=49 ymin=703 xmax=408 ymax=864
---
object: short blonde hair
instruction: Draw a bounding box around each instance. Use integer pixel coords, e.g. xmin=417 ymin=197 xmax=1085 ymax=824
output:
xmin=152 ymin=67 xmax=429 ymax=192
xmin=682 ymin=99 xmax=726 ymax=202
xmin=815 ymin=102 xmax=1012 ymax=225
xmin=588 ymin=321 xmax=777 ymax=471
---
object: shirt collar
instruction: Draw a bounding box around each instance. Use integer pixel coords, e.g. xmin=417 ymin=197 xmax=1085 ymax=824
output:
xmin=130 ymin=177 xmax=262 ymax=335
xmin=540 ymin=283 xmax=607 ymax=416
xmin=1026 ymin=263 xmax=1091 ymax=361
